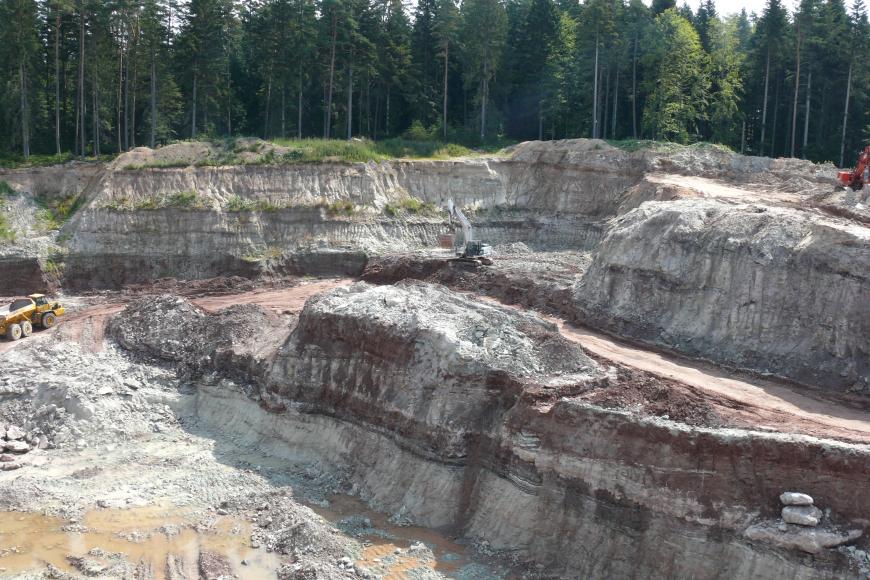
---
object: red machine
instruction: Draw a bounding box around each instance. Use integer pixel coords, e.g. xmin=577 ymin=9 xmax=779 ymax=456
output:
xmin=838 ymin=146 xmax=870 ymax=190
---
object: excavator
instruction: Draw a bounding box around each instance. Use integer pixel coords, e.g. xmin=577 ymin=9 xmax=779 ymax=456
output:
xmin=447 ymin=199 xmax=493 ymax=266
xmin=838 ymin=145 xmax=870 ymax=190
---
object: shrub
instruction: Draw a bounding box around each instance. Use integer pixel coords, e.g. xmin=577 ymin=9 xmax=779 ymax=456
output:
xmin=384 ymin=197 xmax=439 ymax=217
xmin=326 ymin=200 xmax=355 ymax=216
xmin=0 ymin=213 xmax=14 ymax=243
xmin=166 ymin=190 xmax=204 ymax=209
xmin=134 ymin=196 xmax=160 ymax=210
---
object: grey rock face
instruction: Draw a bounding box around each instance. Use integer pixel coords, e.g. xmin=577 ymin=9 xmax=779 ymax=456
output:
xmin=575 ymin=200 xmax=870 ymax=391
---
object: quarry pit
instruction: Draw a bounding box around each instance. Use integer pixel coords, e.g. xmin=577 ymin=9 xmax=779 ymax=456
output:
xmin=0 ymin=139 xmax=868 ymax=579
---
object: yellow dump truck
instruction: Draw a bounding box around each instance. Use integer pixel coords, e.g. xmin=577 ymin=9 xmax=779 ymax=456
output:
xmin=0 ymin=294 xmax=65 ymax=340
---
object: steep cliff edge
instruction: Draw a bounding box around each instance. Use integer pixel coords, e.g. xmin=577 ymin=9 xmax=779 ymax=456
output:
xmin=108 ymin=283 xmax=870 ymax=579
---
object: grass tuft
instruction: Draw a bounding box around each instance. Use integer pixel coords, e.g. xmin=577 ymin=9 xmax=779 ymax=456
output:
xmin=384 ymin=197 xmax=439 ymax=217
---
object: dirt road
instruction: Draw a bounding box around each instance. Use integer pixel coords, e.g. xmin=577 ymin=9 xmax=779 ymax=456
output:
xmin=478 ymin=296 xmax=870 ymax=444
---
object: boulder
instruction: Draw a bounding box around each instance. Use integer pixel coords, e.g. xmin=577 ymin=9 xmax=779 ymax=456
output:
xmin=782 ymin=505 xmax=823 ymax=527
xmin=5 ymin=425 xmax=25 ymax=440
xmin=4 ymin=440 xmax=30 ymax=454
xmin=745 ymin=523 xmax=862 ymax=554
xmin=780 ymin=492 xmax=814 ymax=506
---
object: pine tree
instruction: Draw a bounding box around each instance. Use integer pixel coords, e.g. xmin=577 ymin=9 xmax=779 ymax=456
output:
xmin=433 ymin=0 xmax=458 ymax=138
xmin=642 ymin=9 xmax=709 ymax=143
xmin=460 ymin=0 xmax=507 ymax=140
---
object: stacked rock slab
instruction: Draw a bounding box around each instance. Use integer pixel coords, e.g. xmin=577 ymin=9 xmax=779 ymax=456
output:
xmin=781 ymin=492 xmax=822 ymax=527
xmin=1 ymin=424 xmax=31 ymax=470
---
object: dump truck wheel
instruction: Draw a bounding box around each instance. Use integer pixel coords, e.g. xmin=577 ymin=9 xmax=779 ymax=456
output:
xmin=6 ymin=324 xmax=22 ymax=341
xmin=20 ymin=320 xmax=33 ymax=337
xmin=41 ymin=312 xmax=56 ymax=329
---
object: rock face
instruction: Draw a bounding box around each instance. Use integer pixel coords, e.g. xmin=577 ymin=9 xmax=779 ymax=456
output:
xmin=574 ymin=200 xmax=870 ymax=390
xmin=5 ymin=139 xmax=869 ymax=392
xmin=112 ymin=285 xmax=870 ymax=579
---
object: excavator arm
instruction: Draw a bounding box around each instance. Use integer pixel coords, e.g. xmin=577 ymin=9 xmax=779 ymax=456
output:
xmin=447 ymin=199 xmax=475 ymax=248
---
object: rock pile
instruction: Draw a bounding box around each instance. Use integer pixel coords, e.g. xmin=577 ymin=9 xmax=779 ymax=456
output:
xmin=780 ymin=492 xmax=823 ymax=527
xmin=0 ymin=424 xmax=41 ymax=470
xmin=742 ymin=490 xmax=864 ymax=555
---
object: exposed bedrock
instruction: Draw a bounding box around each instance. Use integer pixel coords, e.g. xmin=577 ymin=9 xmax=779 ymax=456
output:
xmin=575 ymin=200 xmax=870 ymax=390
xmin=111 ymin=283 xmax=869 ymax=579
xmin=5 ymin=139 xmax=867 ymax=391
xmin=0 ymin=256 xmax=52 ymax=295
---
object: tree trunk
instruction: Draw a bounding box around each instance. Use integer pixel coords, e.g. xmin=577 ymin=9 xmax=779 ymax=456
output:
xmin=442 ymin=40 xmax=449 ymax=139
xmin=538 ymin=101 xmax=543 ymax=141
xmin=93 ymin=63 xmax=100 ymax=157
xmin=592 ymin=27 xmax=599 ymax=138
xmin=297 ymin=67 xmax=304 ymax=139
xmin=386 ymin=86 xmax=391 ymax=135
xmin=191 ymin=67 xmax=198 ymax=138
xmin=54 ymin=6 xmax=62 ymax=156
xmin=771 ymin=74 xmax=780 ymax=157
xmin=760 ymin=48 xmax=770 ymax=156
xmin=839 ymin=59 xmax=852 ymax=167
xmin=150 ymin=54 xmax=157 ymax=148
xmin=20 ymin=63 xmax=30 ymax=159
xmin=741 ymin=119 xmax=746 ymax=154
xmin=265 ymin=71 xmax=273 ymax=139
xmin=324 ymin=10 xmax=337 ymax=138
xmin=632 ymin=29 xmax=637 ymax=139
xmin=118 ymin=48 xmax=123 ymax=153
xmin=131 ymin=50 xmax=137 ymax=148
xmin=124 ymin=47 xmax=130 ymax=151
xmin=480 ymin=52 xmax=488 ymax=140
xmin=281 ymin=84 xmax=286 ymax=139
xmin=79 ymin=3 xmax=86 ymax=156
xmin=789 ymin=23 xmax=801 ymax=158
xmin=603 ymin=66 xmax=610 ymax=140
xmin=347 ymin=48 xmax=354 ymax=140
xmin=802 ymin=70 xmax=811 ymax=153
xmin=612 ymin=69 xmax=619 ymax=139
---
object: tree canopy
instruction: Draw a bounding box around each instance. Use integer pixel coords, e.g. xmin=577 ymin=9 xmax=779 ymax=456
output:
xmin=0 ymin=0 xmax=866 ymax=165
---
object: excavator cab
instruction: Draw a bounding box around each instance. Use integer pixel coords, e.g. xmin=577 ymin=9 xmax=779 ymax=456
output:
xmin=446 ymin=199 xmax=494 ymax=266
xmin=838 ymin=146 xmax=870 ymax=191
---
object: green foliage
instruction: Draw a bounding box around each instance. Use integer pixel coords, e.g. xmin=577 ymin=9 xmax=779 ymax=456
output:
xmin=0 ymin=194 xmax=14 ymax=243
xmin=325 ymin=200 xmax=356 ymax=216
xmin=384 ymin=197 xmax=439 ymax=217
xmin=166 ymin=190 xmax=205 ymax=209
xmin=0 ymin=181 xmax=14 ymax=197
xmin=34 ymin=192 xmax=85 ymax=231
xmin=130 ymin=191 xmax=205 ymax=211
xmin=226 ymin=196 xmax=283 ymax=212
xmin=642 ymin=10 xmax=710 ymax=143
xmin=0 ymin=0 xmax=864 ymax=166
xmin=243 ymin=246 xmax=285 ymax=262
xmin=0 ymin=154 xmax=75 ymax=169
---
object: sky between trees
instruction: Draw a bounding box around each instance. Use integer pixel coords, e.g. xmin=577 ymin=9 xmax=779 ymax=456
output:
xmin=0 ymin=0 xmax=868 ymax=167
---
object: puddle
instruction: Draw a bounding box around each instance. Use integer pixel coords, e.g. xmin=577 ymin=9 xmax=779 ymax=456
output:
xmin=312 ymin=494 xmax=476 ymax=578
xmin=0 ymin=504 xmax=280 ymax=579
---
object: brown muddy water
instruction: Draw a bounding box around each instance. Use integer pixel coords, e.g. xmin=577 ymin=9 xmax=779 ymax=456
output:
xmin=0 ymin=495 xmax=478 ymax=579
xmin=0 ymin=503 xmax=279 ymax=579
